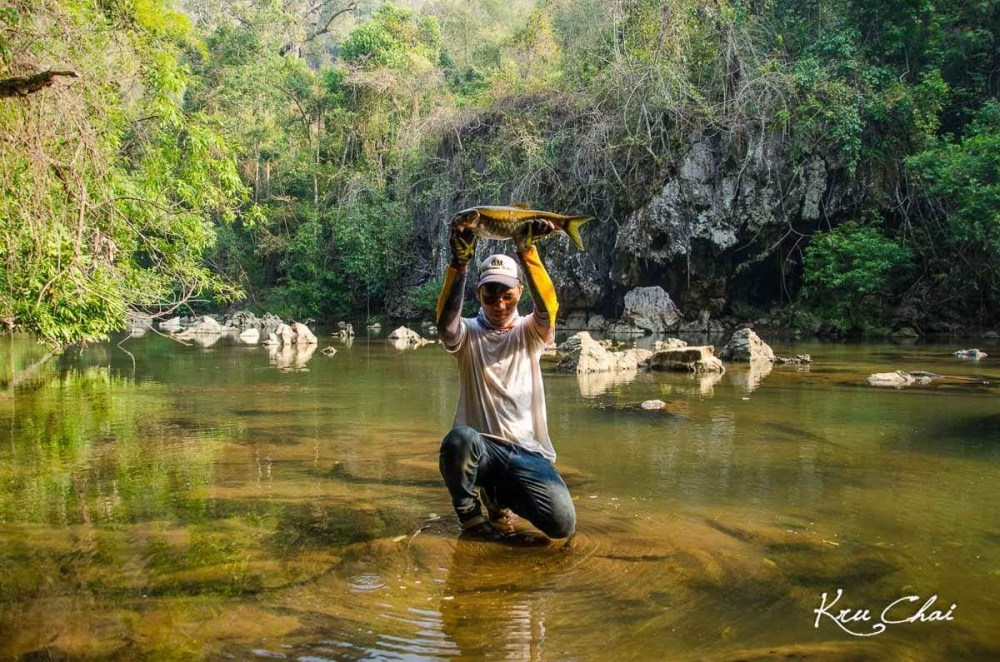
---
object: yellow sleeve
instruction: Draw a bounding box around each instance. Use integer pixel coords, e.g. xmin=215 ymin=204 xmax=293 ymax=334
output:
xmin=519 ymin=246 xmax=558 ymax=324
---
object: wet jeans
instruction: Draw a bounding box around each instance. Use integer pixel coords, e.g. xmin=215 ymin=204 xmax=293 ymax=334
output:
xmin=439 ymin=426 xmax=576 ymax=539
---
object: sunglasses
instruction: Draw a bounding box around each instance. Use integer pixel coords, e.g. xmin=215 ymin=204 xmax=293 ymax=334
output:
xmin=479 ymin=284 xmax=520 ymax=306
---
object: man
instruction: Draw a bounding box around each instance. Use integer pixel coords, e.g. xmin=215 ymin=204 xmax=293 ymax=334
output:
xmin=435 ymin=221 xmax=576 ymax=540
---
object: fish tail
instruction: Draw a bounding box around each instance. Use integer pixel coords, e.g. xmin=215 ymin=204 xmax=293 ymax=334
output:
xmin=563 ymin=216 xmax=594 ymax=251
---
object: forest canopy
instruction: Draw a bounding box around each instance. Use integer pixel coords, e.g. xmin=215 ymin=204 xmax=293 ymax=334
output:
xmin=2 ymin=0 xmax=998 ymax=344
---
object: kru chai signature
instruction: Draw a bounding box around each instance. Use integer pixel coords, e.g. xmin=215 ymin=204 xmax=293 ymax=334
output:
xmin=813 ymin=589 xmax=956 ymax=637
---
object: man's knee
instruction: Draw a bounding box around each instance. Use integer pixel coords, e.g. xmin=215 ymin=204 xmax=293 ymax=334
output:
xmin=439 ymin=426 xmax=480 ymax=460
xmin=538 ymin=496 xmax=576 ymax=539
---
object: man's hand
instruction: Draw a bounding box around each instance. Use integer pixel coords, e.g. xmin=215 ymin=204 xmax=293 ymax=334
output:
xmin=514 ymin=219 xmax=557 ymax=252
xmin=449 ymin=226 xmax=477 ymax=266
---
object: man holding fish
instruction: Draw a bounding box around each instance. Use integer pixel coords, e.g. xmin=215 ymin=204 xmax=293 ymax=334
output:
xmin=435 ymin=205 xmax=593 ymax=541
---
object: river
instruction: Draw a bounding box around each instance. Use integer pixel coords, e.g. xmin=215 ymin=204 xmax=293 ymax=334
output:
xmin=1 ymin=330 xmax=998 ymax=660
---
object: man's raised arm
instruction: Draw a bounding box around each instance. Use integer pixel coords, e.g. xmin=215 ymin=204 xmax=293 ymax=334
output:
xmin=436 ymin=227 xmax=476 ymax=347
xmin=515 ymin=221 xmax=559 ymax=334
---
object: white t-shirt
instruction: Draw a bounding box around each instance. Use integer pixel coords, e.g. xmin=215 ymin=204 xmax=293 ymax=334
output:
xmin=444 ymin=312 xmax=556 ymax=461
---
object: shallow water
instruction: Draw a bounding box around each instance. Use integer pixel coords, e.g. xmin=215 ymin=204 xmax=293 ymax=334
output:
xmin=1 ymin=330 xmax=998 ymax=660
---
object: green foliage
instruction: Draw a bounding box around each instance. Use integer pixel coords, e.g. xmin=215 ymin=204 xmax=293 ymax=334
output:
xmin=907 ymin=101 xmax=1000 ymax=253
xmin=802 ymin=221 xmax=914 ymax=334
xmin=0 ymin=0 xmax=248 ymax=345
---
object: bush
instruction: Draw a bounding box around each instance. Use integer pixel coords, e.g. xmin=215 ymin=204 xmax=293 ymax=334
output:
xmin=801 ymin=220 xmax=913 ymax=334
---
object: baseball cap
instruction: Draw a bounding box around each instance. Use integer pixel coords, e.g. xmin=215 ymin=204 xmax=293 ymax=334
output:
xmin=477 ymin=254 xmax=521 ymax=288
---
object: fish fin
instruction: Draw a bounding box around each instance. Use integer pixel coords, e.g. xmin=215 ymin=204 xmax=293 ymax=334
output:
xmin=511 ymin=203 xmax=531 ymax=209
xmin=564 ymin=216 xmax=595 ymax=251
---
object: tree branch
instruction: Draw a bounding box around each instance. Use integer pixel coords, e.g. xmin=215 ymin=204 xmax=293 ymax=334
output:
xmin=0 ymin=69 xmax=80 ymax=98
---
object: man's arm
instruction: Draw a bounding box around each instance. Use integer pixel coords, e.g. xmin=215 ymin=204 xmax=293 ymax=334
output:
xmin=436 ymin=226 xmax=476 ymax=347
xmin=515 ymin=221 xmax=558 ymax=334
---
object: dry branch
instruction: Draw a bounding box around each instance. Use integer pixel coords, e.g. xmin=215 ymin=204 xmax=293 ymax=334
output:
xmin=0 ymin=70 xmax=80 ymax=98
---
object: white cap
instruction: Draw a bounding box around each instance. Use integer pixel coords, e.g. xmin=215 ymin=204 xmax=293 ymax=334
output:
xmin=477 ymin=254 xmax=521 ymax=288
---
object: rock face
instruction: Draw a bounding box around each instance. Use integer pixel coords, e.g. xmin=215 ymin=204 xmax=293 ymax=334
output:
xmin=649 ymin=346 xmax=725 ymax=373
xmin=719 ymin=329 xmax=775 ymax=362
xmin=401 ymin=126 xmax=863 ymax=322
xmin=620 ymin=286 xmax=681 ymax=333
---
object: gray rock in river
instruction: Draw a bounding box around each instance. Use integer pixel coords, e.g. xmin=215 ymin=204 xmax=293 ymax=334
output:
xmin=719 ymin=328 xmax=775 ymax=362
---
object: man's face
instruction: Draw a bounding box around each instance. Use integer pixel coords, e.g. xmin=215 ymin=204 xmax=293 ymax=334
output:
xmin=477 ymin=282 xmax=523 ymax=327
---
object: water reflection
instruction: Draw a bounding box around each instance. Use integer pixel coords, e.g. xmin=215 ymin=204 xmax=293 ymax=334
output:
xmin=728 ymin=359 xmax=774 ymax=394
xmin=575 ymin=369 xmax=638 ymax=398
xmin=267 ymin=343 xmax=316 ymax=372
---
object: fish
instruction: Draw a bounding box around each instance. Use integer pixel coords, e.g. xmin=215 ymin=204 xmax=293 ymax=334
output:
xmin=451 ymin=205 xmax=595 ymax=250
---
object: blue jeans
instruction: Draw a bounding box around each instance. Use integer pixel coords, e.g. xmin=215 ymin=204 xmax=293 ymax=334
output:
xmin=439 ymin=426 xmax=576 ymax=539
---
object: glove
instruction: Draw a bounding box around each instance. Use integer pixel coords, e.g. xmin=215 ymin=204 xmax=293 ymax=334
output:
xmin=514 ymin=219 xmax=556 ymax=252
xmin=449 ymin=226 xmax=477 ymax=266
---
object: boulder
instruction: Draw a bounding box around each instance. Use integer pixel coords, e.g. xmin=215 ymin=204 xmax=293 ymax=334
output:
xmin=275 ymin=323 xmax=295 ymax=346
xmin=292 ymin=322 xmax=317 ymax=345
xmin=719 ymin=328 xmax=775 ymax=362
xmin=238 ymin=328 xmax=260 ymax=344
xmin=954 ymin=348 xmax=987 ymax=360
xmin=388 ymin=326 xmax=422 ymax=342
xmin=621 ymin=286 xmax=681 ymax=333
xmin=640 ymin=399 xmax=666 ymax=411
xmin=983 ymin=330 xmax=999 ymax=340
xmin=649 ymin=345 xmax=725 ymax=373
xmin=262 ymin=332 xmax=279 ymax=347
xmin=159 ymin=316 xmax=182 ymax=332
xmin=554 ymin=332 xmax=644 ymax=374
xmin=387 ymin=326 xmax=432 ymax=349
xmin=260 ymin=313 xmax=283 ymax=335
xmin=125 ymin=312 xmax=154 ymax=331
xmin=181 ymin=315 xmax=223 ymax=335
xmin=226 ymin=310 xmax=260 ymax=330
xmin=367 ymin=322 xmax=382 ymax=331
xmin=338 ymin=323 xmax=355 ymax=338
xmin=654 ymin=338 xmax=687 ymax=351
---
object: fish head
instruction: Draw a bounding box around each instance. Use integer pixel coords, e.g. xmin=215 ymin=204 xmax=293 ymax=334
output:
xmin=450 ymin=207 xmax=481 ymax=231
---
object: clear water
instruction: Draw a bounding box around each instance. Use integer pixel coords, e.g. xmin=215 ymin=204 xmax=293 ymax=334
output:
xmin=1 ymin=331 xmax=998 ymax=660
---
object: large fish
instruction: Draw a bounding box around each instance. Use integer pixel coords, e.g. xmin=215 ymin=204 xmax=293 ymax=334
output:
xmin=451 ymin=205 xmax=595 ymax=250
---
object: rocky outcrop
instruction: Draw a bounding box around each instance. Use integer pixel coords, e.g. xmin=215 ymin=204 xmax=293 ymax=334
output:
xmin=225 ymin=310 xmax=259 ymax=330
xmin=719 ymin=328 xmax=775 ymax=362
xmin=387 ymin=325 xmax=432 ymax=349
xmin=554 ymin=332 xmax=649 ymax=373
xmin=292 ymin=322 xmax=317 ymax=345
xmin=620 ymin=286 xmax=681 ymax=332
xmin=178 ymin=315 xmax=223 ymax=335
xmin=649 ymin=345 xmax=725 ymax=373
